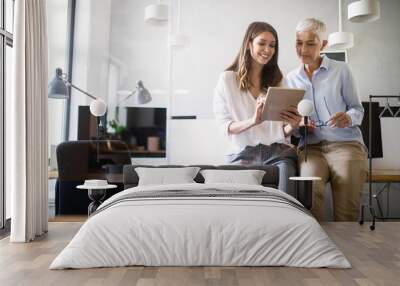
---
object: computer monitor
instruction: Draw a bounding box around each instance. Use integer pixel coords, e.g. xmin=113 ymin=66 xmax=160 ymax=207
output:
xmin=125 ymin=107 xmax=167 ymax=153
xmin=77 ymin=106 xmax=167 ymax=156
xmin=320 ymin=51 xmax=347 ymax=62
xmin=126 ymin=107 xmax=166 ymax=128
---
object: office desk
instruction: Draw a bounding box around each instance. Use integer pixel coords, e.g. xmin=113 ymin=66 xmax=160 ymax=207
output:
xmin=371 ymin=169 xmax=400 ymax=183
xmin=48 ymin=170 xmax=58 ymax=179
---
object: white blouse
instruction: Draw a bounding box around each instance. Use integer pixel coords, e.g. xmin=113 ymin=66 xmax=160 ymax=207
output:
xmin=213 ymin=71 xmax=288 ymax=155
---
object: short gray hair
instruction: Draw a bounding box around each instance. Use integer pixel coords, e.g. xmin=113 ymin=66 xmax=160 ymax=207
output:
xmin=296 ymin=18 xmax=327 ymax=41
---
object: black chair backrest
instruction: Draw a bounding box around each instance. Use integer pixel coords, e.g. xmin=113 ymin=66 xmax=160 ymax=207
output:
xmin=56 ymin=140 xmax=130 ymax=214
xmin=57 ymin=140 xmax=131 ymax=181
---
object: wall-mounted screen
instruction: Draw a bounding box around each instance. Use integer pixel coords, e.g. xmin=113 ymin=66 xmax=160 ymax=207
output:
xmin=320 ymin=51 xmax=347 ymax=62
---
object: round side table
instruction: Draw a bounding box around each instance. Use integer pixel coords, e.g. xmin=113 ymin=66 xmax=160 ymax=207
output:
xmin=289 ymin=176 xmax=321 ymax=210
xmin=76 ymin=184 xmax=117 ymax=215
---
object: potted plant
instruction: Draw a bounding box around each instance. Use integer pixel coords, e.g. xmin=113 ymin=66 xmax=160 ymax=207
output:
xmin=109 ymin=119 xmax=127 ymax=140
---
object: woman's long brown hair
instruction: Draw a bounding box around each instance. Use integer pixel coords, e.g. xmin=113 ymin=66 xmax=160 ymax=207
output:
xmin=226 ymin=22 xmax=283 ymax=92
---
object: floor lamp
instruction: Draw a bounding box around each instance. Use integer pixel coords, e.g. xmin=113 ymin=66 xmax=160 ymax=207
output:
xmin=48 ymin=68 xmax=107 ymax=161
xmin=297 ymin=99 xmax=314 ymax=162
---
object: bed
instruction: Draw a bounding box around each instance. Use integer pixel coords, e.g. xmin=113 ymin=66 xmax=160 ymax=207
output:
xmin=50 ymin=165 xmax=350 ymax=269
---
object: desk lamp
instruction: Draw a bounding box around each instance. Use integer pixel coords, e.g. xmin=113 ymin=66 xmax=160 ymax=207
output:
xmin=297 ymin=99 xmax=314 ymax=162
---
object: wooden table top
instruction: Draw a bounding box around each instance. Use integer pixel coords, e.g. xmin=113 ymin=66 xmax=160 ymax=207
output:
xmin=48 ymin=170 xmax=58 ymax=179
xmin=370 ymin=169 xmax=400 ymax=183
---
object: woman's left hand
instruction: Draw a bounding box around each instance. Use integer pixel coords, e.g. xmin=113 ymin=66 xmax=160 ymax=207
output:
xmin=280 ymin=106 xmax=302 ymax=128
xmin=327 ymin=112 xmax=352 ymax=128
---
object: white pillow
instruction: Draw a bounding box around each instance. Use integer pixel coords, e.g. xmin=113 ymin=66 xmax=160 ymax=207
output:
xmin=135 ymin=167 xmax=201 ymax=186
xmin=200 ymin=169 xmax=266 ymax=185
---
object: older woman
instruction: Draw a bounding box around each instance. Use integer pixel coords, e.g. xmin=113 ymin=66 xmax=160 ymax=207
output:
xmin=286 ymin=18 xmax=368 ymax=221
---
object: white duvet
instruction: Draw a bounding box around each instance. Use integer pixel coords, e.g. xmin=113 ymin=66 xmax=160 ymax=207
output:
xmin=50 ymin=183 xmax=351 ymax=269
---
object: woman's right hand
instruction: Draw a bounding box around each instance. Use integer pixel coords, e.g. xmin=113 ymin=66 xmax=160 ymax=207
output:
xmin=252 ymin=100 xmax=264 ymax=126
xmin=228 ymin=99 xmax=264 ymax=134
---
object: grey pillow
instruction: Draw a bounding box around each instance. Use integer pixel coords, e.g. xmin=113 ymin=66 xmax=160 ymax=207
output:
xmin=200 ymin=169 xmax=266 ymax=185
xmin=135 ymin=167 xmax=201 ymax=186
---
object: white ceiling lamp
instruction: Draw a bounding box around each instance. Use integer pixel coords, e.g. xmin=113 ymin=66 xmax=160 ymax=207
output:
xmin=328 ymin=0 xmax=354 ymax=49
xmin=169 ymin=0 xmax=189 ymax=48
xmin=328 ymin=32 xmax=354 ymax=49
xmin=348 ymin=0 xmax=380 ymax=23
xmin=145 ymin=0 xmax=169 ymax=25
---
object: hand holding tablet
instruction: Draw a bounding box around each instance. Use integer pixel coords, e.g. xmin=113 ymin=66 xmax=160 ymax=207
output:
xmin=260 ymin=87 xmax=305 ymax=122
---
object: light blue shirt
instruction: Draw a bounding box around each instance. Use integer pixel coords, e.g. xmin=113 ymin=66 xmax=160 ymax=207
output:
xmin=286 ymin=55 xmax=365 ymax=147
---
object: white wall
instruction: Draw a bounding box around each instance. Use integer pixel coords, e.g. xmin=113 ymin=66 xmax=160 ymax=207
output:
xmin=70 ymin=0 xmax=399 ymax=168
xmin=108 ymin=0 xmax=169 ymax=110
xmin=69 ymin=0 xmax=112 ymax=140
xmin=343 ymin=0 xmax=400 ymax=169
xmin=47 ymin=0 xmax=69 ymax=155
xmin=172 ymin=0 xmax=339 ymax=118
xmin=168 ymin=119 xmax=228 ymax=165
xmin=68 ymin=0 xmax=90 ymax=140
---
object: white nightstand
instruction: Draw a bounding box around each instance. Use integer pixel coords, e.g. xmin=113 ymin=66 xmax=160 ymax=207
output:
xmin=77 ymin=184 xmax=117 ymax=215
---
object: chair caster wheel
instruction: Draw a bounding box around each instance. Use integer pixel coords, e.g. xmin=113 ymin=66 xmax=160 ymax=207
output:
xmin=370 ymin=225 xmax=375 ymax=231
xmin=359 ymin=221 xmax=364 ymax=225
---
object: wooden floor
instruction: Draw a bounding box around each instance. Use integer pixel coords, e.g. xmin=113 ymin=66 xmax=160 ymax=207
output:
xmin=1 ymin=222 xmax=399 ymax=286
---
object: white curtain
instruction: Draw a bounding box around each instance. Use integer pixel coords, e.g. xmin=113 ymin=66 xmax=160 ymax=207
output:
xmin=10 ymin=0 xmax=48 ymax=242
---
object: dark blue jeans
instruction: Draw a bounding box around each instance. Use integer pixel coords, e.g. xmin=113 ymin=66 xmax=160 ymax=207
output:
xmin=226 ymin=143 xmax=298 ymax=196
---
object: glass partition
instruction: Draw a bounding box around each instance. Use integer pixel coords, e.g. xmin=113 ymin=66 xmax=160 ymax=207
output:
xmin=47 ymin=0 xmax=69 ymax=218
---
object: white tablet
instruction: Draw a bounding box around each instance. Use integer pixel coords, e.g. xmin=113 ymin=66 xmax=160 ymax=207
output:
xmin=260 ymin=87 xmax=305 ymax=121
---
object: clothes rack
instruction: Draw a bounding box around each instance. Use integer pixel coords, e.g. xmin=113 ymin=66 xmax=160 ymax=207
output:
xmin=359 ymin=95 xmax=400 ymax=230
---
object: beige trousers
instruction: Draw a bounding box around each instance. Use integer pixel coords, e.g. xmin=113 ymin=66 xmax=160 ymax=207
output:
xmin=299 ymin=141 xmax=368 ymax=221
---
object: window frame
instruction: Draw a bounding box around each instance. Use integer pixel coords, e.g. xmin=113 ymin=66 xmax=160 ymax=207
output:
xmin=0 ymin=0 xmax=13 ymax=232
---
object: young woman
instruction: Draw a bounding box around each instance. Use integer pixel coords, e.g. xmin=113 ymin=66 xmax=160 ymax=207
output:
xmin=213 ymin=22 xmax=302 ymax=196
xmin=286 ymin=18 xmax=368 ymax=221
